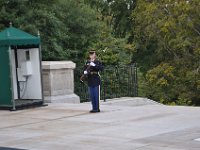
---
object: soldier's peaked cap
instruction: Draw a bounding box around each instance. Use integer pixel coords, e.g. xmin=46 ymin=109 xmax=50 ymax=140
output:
xmin=89 ymin=50 xmax=96 ymax=54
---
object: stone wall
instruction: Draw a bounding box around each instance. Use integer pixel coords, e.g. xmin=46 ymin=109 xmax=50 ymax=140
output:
xmin=42 ymin=61 xmax=80 ymax=103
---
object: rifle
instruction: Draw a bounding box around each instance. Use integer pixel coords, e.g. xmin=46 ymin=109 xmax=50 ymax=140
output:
xmin=80 ymin=63 xmax=91 ymax=82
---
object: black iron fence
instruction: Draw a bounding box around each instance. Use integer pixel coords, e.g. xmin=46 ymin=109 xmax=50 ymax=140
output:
xmin=74 ymin=63 xmax=138 ymax=102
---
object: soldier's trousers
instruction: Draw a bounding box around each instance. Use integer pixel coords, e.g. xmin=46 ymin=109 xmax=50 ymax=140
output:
xmin=89 ymin=86 xmax=100 ymax=111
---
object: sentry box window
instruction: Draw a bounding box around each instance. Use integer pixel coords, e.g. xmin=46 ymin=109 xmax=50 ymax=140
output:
xmin=25 ymin=50 xmax=30 ymax=61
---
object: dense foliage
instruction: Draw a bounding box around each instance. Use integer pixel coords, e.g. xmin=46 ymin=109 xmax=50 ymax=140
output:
xmin=132 ymin=0 xmax=200 ymax=105
xmin=84 ymin=0 xmax=136 ymax=38
xmin=0 ymin=0 xmax=133 ymax=66
xmin=0 ymin=0 xmax=102 ymax=63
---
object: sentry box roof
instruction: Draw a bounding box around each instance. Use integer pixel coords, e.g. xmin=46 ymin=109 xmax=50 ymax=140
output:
xmin=0 ymin=25 xmax=40 ymax=46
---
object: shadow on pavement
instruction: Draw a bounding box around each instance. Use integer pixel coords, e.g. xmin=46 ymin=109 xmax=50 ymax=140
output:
xmin=0 ymin=147 xmax=27 ymax=150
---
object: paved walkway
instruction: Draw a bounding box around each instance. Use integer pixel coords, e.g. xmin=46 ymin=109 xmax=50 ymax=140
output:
xmin=0 ymin=97 xmax=200 ymax=150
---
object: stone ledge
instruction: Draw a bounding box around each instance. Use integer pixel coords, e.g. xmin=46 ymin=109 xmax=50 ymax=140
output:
xmin=42 ymin=61 xmax=76 ymax=70
xmin=102 ymin=97 xmax=162 ymax=107
xmin=44 ymin=94 xmax=80 ymax=104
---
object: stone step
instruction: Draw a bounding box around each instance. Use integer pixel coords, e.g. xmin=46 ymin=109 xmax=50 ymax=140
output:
xmin=102 ymin=97 xmax=162 ymax=107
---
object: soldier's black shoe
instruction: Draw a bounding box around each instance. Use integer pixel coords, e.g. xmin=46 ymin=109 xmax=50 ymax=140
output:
xmin=90 ymin=109 xmax=100 ymax=113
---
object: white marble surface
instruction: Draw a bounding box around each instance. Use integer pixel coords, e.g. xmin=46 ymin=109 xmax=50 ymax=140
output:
xmin=42 ymin=61 xmax=80 ymax=103
xmin=0 ymin=97 xmax=200 ymax=150
xmin=42 ymin=61 xmax=76 ymax=70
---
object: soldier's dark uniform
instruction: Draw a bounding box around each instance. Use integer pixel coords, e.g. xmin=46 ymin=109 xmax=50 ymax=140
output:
xmin=83 ymin=59 xmax=103 ymax=112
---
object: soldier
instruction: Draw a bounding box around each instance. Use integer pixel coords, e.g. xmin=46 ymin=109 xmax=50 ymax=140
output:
xmin=82 ymin=50 xmax=103 ymax=113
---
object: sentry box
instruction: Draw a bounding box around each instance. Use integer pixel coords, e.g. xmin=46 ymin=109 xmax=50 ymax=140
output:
xmin=0 ymin=25 xmax=44 ymax=110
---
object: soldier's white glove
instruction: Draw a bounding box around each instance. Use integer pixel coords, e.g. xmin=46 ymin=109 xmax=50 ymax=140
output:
xmin=90 ymin=62 xmax=96 ymax=66
xmin=84 ymin=70 xmax=88 ymax=74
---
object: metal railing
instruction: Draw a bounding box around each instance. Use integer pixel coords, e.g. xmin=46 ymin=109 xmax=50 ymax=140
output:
xmin=74 ymin=63 xmax=138 ymax=102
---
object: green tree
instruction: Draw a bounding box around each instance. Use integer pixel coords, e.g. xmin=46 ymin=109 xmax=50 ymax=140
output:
xmin=85 ymin=0 xmax=136 ymax=38
xmin=132 ymin=0 xmax=200 ymax=105
xmin=91 ymin=24 xmax=135 ymax=65
xmin=0 ymin=0 xmax=101 ymax=63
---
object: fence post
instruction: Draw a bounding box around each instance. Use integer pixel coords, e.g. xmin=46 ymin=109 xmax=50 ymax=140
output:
xmin=133 ymin=63 xmax=138 ymax=97
xmin=102 ymin=70 xmax=106 ymax=102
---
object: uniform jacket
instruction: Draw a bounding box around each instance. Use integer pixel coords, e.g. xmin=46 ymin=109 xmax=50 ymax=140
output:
xmin=83 ymin=59 xmax=104 ymax=87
